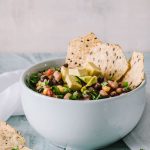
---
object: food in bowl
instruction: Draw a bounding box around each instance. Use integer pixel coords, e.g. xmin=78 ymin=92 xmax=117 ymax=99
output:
xmin=26 ymin=62 xmax=132 ymax=100
xmin=26 ymin=33 xmax=145 ymax=100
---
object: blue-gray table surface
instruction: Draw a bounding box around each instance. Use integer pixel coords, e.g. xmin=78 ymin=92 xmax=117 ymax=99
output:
xmin=1 ymin=52 xmax=149 ymax=150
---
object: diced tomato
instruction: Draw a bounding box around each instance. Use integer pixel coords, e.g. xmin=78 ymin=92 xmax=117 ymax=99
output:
xmin=44 ymin=69 xmax=54 ymax=76
xmin=47 ymin=88 xmax=53 ymax=96
xmin=43 ymin=88 xmax=53 ymax=96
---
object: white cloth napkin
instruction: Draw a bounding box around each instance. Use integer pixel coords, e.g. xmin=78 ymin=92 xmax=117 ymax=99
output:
xmin=0 ymin=70 xmax=149 ymax=150
xmin=0 ymin=70 xmax=24 ymax=120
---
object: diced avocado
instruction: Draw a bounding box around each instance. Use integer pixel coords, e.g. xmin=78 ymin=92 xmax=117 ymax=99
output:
xmin=65 ymin=75 xmax=82 ymax=90
xmin=87 ymin=76 xmax=97 ymax=86
xmin=61 ymin=66 xmax=69 ymax=82
xmin=85 ymin=62 xmax=101 ymax=76
xmin=81 ymin=86 xmax=87 ymax=93
xmin=79 ymin=76 xmax=92 ymax=83
xmin=69 ymin=67 xmax=88 ymax=77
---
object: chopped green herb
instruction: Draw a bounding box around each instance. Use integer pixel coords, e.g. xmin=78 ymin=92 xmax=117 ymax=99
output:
xmin=70 ymin=91 xmax=82 ymax=100
xmin=51 ymin=86 xmax=61 ymax=95
xmin=96 ymin=94 xmax=102 ymax=100
xmin=122 ymin=82 xmax=129 ymax=87
xmin=101 ymin=82 xmax=108 ymax=87
xmin=63 ymin=87 xmax=71 ymax=93
xmin=90 ymin=90 xmax=99 ymax=100
xmin=44 ymin=80 xmax=49 ymax=85
xmin=30 ymin=73 xmax=40 ymax=84
xmin=26 ymin=73 xmax=40 ymax=91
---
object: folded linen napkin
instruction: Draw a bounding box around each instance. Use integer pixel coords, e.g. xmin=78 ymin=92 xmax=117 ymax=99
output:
xmin=0 ymin=70 xmax=149 ymax=150
xmin=0 ymin=70 xmax=24 ymax=120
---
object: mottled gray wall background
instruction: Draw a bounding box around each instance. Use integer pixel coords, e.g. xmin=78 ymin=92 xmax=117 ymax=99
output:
xmin=0 ymin=0 xmax=149 ymax=52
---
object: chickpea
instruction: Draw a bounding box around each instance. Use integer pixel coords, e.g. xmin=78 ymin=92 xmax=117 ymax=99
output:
xmin=102 ymin=86 xmax=111 ymax=93
xmin=116 ymin=88 xmax=123 ymax=94
xmin=108 ymin=80 xmax=118 ymax=89
xmin=64 ymin=93 xmax=72 ymax=99
xmin=53 ymin=71 xmax=62 ymax=82
xmin=100 ymin=90 xmax=108 ymax=97
xmin=43 ymin=88 xmax=48 ymax=95
xmin=83 ymin=95 xmax=90 ymax=100
xmin=110 ymin=91 xmax=117 ymax=97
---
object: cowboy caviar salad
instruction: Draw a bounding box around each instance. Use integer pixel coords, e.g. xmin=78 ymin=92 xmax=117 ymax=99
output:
xmin=26 ymin=62 xmax=131 ymax=100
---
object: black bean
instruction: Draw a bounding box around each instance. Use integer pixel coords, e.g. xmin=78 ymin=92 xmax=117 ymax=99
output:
xmin=118 ymin=82 xmax=123 ymax=87
xmin=98 ymin=76 xmax=104 ymax=83
xmin=48 ymin=80 xmax=53 ymax=86
xmin=94 ymin=83 xmax=101 ymax=90
xmin=40 ymin=75 xmax=49 ymax=82
xmin=57 ymin=79 xmax=63 ymax=85
xmin=52 ymin=78 xmax=57 ymax=85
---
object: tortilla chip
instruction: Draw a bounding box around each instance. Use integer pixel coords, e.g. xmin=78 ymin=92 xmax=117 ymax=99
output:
xmin=87 ymin=43 xmax=129 ymax=81
xmin=0 ymin=121 xmax=25 ymax=149
xmin=66 ymin=32 xmax=102 ymax=68
xmin=122 ymin=52 xmax=144 ymax=89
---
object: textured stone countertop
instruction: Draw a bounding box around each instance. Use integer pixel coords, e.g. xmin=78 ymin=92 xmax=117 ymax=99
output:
xmin=2 ymin=52 xmax=149 ymax=150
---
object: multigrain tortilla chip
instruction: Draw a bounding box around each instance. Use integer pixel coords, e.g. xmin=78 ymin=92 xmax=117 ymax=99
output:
xmin=66 ymin=32 xmax=102 ymax=68
xmin=122 ymin=52 xmax=144 ymax=89
xmin=87 ymin=43 xmax=129 ymax=81
xmin=0 ymin=121 xmax=25 ymax=149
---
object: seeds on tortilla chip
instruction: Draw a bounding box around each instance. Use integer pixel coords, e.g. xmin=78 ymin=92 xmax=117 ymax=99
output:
xmin=87 ymin=43 xmax=129 ymax=81
xmin=66 ymin=32 xmax=102 ymax=68
xmin=0 ymin=121 xmax=25 ymax=149
xmin=122 ymin=52 xmax=144 ymax=89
